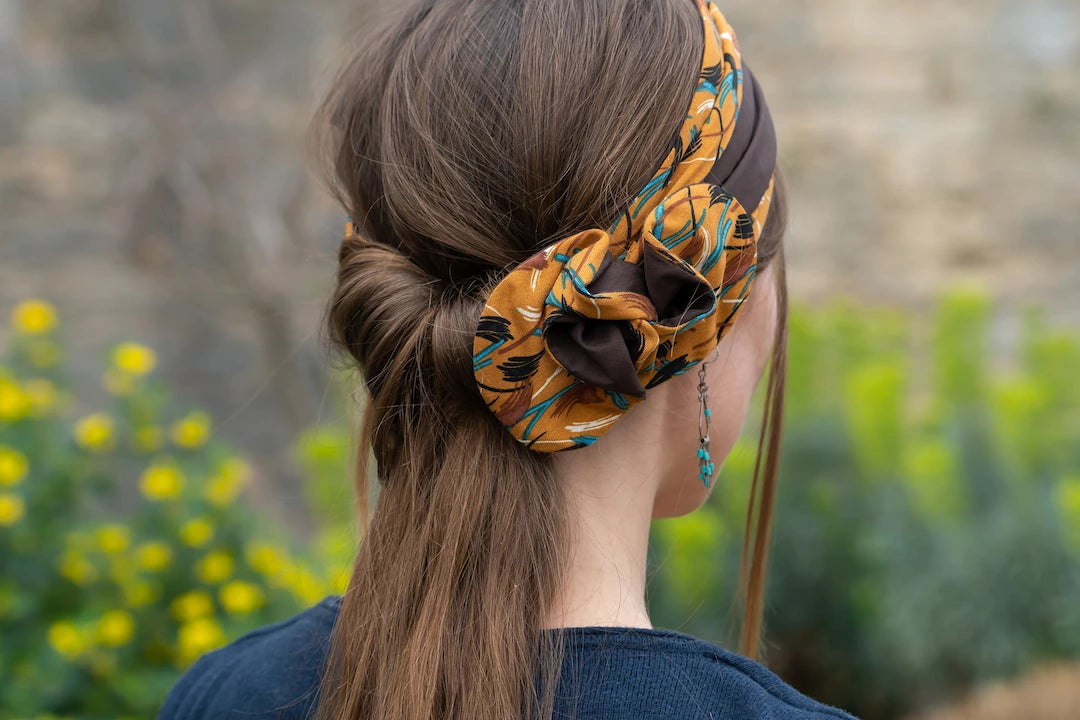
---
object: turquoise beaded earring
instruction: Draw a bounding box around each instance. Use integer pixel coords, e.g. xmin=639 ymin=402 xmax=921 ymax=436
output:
xmin=697 ymin=359 xmax=716 ymax=487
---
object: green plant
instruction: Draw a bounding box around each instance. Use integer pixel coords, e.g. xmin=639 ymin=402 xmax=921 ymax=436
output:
xmin=0 ymin=300 xmax=348 ymax=719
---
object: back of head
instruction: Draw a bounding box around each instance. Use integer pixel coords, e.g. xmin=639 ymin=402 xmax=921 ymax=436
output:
xmin=309 ymin=1 xmax=789 ymax=719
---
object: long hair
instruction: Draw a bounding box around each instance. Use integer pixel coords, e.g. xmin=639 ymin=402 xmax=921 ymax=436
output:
xmin=307 ymin=1 xmax=790 ymax=718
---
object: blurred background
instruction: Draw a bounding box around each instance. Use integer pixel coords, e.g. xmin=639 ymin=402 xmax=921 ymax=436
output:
xmin=1 ymin=0 xmax=1078 ymax=718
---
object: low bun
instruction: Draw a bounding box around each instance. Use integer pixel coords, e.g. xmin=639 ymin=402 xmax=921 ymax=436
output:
xmin=325 ymin=227 xmax=489 ymax=468
xmin=427 ymin=290 xmax=488 ymax=415
xmin=328 ymin=230 xmax=437 ymax=377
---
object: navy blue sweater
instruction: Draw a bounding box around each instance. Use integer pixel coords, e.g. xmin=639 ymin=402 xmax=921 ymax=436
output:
xmin=158 ymin=594 xmax=860 ymax=719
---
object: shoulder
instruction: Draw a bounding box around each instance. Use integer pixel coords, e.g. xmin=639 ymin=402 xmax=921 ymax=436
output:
xmin=157 ymin=594 xmax=343 ymax=720
xmin=552 ymin=626 xmax=861 ymax=720
xmin=703 ymin=640 xmax=861 ymax=719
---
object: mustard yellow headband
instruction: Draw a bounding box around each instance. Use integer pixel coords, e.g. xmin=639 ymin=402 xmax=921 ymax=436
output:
xmin=469 ymin=2 xmax=778 ymax=452
xmin=471 ymin=1 xmax=777 ymax=452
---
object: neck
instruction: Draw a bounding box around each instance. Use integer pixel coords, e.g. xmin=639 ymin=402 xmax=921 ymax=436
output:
xmin=543 ymin=442 xmax=662 ymax=631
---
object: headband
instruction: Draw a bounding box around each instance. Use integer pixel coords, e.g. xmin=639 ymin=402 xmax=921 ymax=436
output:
xmin=470 ymin=1 xmax=778 ymax=452
xmin=468 ymin=2 xmax=778 ymax=453
xmin=343 ymin=1 xmax=768 ymax=454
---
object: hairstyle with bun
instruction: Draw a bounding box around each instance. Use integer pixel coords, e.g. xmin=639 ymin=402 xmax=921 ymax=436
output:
xmin=308 ymin=1 xmax=789 ymax=719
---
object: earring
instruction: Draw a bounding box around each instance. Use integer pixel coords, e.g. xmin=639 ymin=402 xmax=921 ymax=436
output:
xmin=697 ymin=360 xmax=715 ymax=487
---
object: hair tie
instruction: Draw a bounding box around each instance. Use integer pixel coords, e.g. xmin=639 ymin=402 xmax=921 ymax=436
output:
xmin=472 ymin=1 xmax=777 ymax=452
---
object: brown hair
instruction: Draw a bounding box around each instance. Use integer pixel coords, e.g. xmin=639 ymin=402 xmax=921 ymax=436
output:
xmin=308 ymin=1 xmax=789 ymax=719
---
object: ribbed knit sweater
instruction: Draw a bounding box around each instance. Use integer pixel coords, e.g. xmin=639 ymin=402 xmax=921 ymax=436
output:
xmin=158 ymin=594 xmax=860 ymax=719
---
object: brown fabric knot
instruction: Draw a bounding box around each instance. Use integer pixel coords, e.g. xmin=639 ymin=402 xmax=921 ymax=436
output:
xmin=543 ymin=230 xmax=717 ymax=398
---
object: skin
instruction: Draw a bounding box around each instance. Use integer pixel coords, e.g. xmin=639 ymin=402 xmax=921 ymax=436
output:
xmin=544 ymin=262 xmax=780 ymax=630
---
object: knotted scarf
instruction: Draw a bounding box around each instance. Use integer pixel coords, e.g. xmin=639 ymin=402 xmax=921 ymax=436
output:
xmin=473 ymin=1 xmax=778 ymax=452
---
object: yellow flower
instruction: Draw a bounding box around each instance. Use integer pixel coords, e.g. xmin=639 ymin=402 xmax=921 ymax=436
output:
xmin=288 ymin=566 xmax=325 ymax=605
xmin=245 ymin=542 xmax=286 ymax=576
xmin=94 ymin=523 xmax=131 ymax=554
xmin=204 ymin=457 xmax=251 ymax=507
xmin=170 ymin=590 xmax=215 ymax=623
xmin=134 ymin=425 xmax=164 ymax=453
xmin=196 ymin=550 xmax=234 ymax=584
xmin=177 ymin=617 xmax=226 ymax=664
xmin=0 ymin=446 xmax=29 ymax=486
xmin=0 ymin=493 xmax=25 ymax=526
xmin=179 ymin=516 xmax=214 ymax=547
xmin=102 ymin=368 xmax=136 ymax=396
xmin=57 ymin=550 xmax=98 ymax=586
xmin=139 ymin=462 xmax=185 ymax=501
xmin=219 ymin=580 xmax=265 ymax=615
xmin=0 ymin=376 xmax=29 ymax=423
xmin=123 ymin=579 xmax=159 ymax=608
xmin=135 ymin=541 xmax=173 ymax=572
xmin=22 ymin=378 xmax=57 ymax=414
xmin=11 ymin=299 xmax=58 ymax=335
xmin=111 ymin=342 xmax=157 ymax=376
xmin=48 ymin=620 xmax=89 ymax=660
xmin=74 ymin=413 xmax=115 ymax=452
xmin=204 ymin=477 xmax=238 ymax=507
xmin=95 ymin=609 xmax=136 ymax=647
xmin=170 ymin=410 xmax=211 ymax=449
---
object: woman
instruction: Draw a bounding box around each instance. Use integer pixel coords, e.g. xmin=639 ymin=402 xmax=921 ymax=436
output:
xmin=160 ymin=1 xmax=862 ymax=718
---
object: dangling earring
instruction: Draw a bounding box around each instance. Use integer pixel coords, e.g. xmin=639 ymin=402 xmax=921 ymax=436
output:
xmin=697 ymin=359 xmax=715 ymax=487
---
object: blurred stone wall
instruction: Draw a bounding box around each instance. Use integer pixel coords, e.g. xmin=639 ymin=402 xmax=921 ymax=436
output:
xmin=1 ymin=0 xmax=1077 ymax=530
xmin=750 ymin=0 xmax=1079 ymax=321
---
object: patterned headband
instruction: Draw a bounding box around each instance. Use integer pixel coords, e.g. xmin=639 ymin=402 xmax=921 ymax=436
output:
xmin=466 ymin=2 xmax=773 ymax=453
xmin=470 ymin=1 xmax=778 ymax=452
